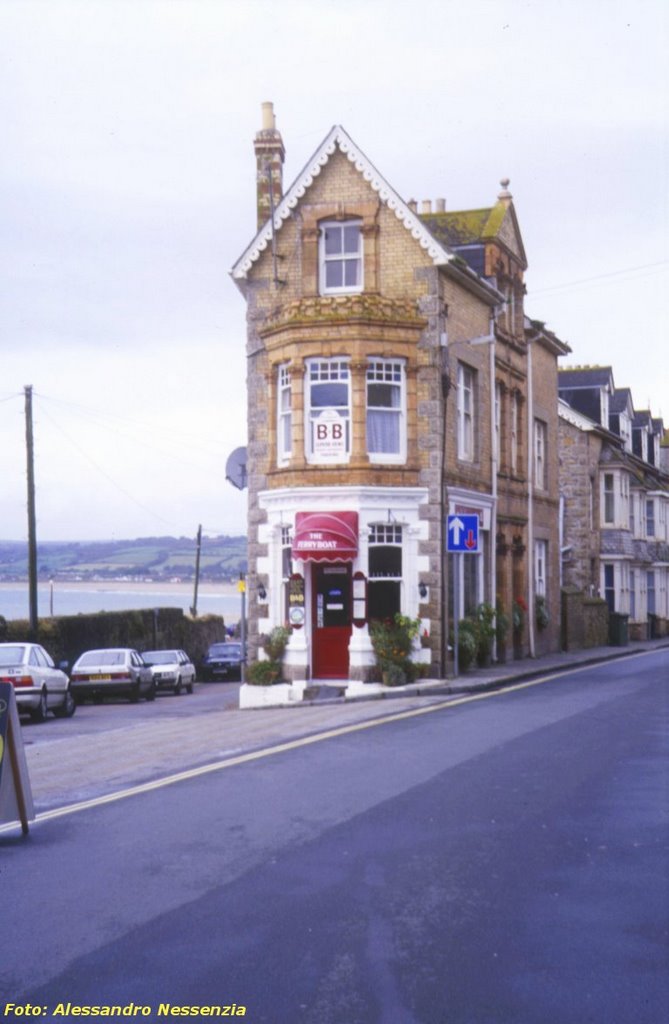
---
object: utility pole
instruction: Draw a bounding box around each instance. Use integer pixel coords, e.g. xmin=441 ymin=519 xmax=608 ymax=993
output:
xmin=24 ymin=385 xmax=38 ymax=639
xmin=190 ymin=524 xmax=202 ymax=617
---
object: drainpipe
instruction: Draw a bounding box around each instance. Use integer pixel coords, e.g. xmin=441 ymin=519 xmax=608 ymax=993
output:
xmin=526 ymin=337 xmax=536 ymax=658
xmin=471 ymin=315 xmax=498 ymax=645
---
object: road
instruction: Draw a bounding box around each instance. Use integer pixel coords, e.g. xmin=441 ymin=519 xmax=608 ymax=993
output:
xmin=1 ymin=651 xmax=667 ymax=1024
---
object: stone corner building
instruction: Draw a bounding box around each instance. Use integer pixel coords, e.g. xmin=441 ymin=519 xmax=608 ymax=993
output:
xmin=231 ymin=104 xmax=569 ymax=681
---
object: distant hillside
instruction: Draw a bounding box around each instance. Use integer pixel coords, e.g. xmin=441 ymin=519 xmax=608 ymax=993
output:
xmin=0 ymin=535 xmax=247 ymax=583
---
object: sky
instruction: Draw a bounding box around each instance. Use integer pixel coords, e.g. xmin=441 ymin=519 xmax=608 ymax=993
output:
xmin=1 ymin=0 xmax=667 ymax=542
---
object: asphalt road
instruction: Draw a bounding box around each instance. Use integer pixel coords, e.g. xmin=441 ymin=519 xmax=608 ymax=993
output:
xmin=1 ymin=651 xmax=667 ymax=1024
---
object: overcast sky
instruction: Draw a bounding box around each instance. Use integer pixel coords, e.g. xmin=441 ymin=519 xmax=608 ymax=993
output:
xmin=1 ymin=0 xmax=666 ymax=543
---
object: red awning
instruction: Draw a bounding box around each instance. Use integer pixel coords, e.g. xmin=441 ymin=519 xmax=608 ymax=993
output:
xmin=293 ymin=511 xmax=359 ymax=563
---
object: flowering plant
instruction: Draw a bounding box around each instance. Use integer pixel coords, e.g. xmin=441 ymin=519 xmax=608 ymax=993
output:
xmin=512 ymin=596 xmax=527 ymax=632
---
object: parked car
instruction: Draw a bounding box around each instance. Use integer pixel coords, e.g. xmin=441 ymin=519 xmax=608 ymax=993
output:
xmin=142 ymin=649 xmax=195 ymax=695
xmin=201 ymin=641 xmax=245 ymax=681
xmin=0 ymin=642 xmax=76 ymax=722
xmin=70 ymin=648 xmax=155 ymax=703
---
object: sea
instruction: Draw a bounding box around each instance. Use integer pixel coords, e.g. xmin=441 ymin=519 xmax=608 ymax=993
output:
xmin=0 ymin=581 xmax=241 ymax=624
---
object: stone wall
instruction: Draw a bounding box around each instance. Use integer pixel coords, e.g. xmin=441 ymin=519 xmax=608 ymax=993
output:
xmin=561 ymin=587 xmax=608 ymax=650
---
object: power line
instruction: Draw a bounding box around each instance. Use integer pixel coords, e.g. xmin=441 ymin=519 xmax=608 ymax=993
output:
xmin=531 ymin=260 xmax=667 ymax=297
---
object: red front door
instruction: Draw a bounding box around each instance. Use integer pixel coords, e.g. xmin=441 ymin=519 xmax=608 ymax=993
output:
xmin=312 ymin=562 xmax=352 ymax=678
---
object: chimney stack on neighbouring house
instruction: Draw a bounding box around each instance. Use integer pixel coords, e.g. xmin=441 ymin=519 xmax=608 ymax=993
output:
xmin=254 ymin=101 xmax=285 ymax=229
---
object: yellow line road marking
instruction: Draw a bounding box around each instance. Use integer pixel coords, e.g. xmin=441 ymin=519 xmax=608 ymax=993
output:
xmin=2 ymin=648 xmax=662 ymax=833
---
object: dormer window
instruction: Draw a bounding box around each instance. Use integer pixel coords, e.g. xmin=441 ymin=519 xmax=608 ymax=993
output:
xmin=319 ymin=220 xmax=363 ymax=294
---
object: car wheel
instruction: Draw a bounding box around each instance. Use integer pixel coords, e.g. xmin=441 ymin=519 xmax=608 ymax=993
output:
xmin=174 ymin=677 xmax=182 ymax=696
xmin=31 ymin=688 xmax=49 ymax=723
xmin=186 ymin=680 xmax=194 ymax=694
xmin=53 ymin=688 xmax=76 ymax=718
xmin=145 ymin=681 xmax=157 ymax=702
xmin=129 ymin=683 xmax=141 ymax=703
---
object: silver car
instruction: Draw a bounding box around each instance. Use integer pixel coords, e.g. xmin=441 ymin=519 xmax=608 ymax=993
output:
xmin=70 ymin=648 xmax=156 ymax=704
xmin=142 ymin=649 xmax=196 ymax=695
xmin=0 ymin=642 xmax=76 ymax=722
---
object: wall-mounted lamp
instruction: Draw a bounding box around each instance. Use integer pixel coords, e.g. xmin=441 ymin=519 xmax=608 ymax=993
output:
xmin=418 ymin=581 xmax=428 ymax=600
xmin=258 ymin=582 xmax=267 ymax=602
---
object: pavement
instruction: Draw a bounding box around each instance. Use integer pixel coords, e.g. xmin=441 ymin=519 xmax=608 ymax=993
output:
xmin=13 ymin=635 xmax=669 ymax=819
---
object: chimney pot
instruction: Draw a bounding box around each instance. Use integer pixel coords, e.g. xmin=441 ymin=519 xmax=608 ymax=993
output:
xmin=261 ymin=101 xmax=275 ymax=131
xmin=420 ymin=200 xmax=432 ymax=214
xmin=435 ymin=197 xmax=446 ymax=212
xmin=408 ymin=198 xmax=418 ymax=213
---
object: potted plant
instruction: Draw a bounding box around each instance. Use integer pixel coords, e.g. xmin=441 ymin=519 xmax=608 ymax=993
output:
xmin=454 ymin=619 xmax=478 ymax=672
xmin=495 ymin=599 xmax=510 ymax=663
xmin=535 ymin=595 xmax=549 ymax=631
xmin=247 ymin=625 xmax=291 ymax=685
xmin=474 ymin=602 xmax=496 ymax=667
xmin=370 ymin=613 xmax=421 ymax=686
xmin=513 ymin=596 xmax=527 ymax=658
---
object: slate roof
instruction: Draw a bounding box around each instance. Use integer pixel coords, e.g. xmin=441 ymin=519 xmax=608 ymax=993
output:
xmin=610 ymin=387 xmax=634 ymax=414
xmin=558 ymin=367 xmax=614 ymax=389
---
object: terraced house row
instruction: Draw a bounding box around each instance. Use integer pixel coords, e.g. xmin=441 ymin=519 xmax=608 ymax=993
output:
xmin=231 ymin=104 xmax=667 ymax=681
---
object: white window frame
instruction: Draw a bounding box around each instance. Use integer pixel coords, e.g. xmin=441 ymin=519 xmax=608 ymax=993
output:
xmin=277 ymin=363 xmax=292 ymax=465
xmin=494 ymin=382 xmax=502 ymax=463
xmin=510 ymin=392 xmax=519 ymax=473
xmin=534 ymin=419 xmax=547 ymax=490
xmin=319 ymin=220 xmax=363 ymax=295
xmin=646 ymin=498 xmax=656 ymax=537
xmin=366 ymin=359 xmax=406 ymax=464
xmin=305 ymin=358 xmax=351 ymax=464
xmin=457 ymin=363 xmax=476 ymax=462
xmin=603 ymin=473 xmax=615 ymax=525
xmin=534 ymin=539 xmax=548 ymax=598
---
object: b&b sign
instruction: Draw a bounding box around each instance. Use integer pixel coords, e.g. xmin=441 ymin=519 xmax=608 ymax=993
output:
xmin=447 ymin=514 xmax=480 ymax=553
xmin=312 ymin=410 xmax=347 ymax=461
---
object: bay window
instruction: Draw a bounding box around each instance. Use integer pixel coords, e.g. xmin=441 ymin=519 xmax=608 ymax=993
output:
xmin=367 ymin=359 xmax=406 ymax=461
xmin=305 ymin=359 xmax=351 ymax=463
xmin=277 ymin=363 xmax=292 ymax=464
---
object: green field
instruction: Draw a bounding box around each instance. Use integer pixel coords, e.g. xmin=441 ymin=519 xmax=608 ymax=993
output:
xmin=0 ymin=535 xmax=247 ymax=581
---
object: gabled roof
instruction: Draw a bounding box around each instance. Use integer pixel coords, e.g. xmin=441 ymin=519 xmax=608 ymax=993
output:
xmin=633 ymin=410 xmax=653 ymax=428
xmin=420 ymin=199 xmax=527 ymax=268
xmin=230 ymin=124 xmax=501 ymax=305
xmin=558 ymin=366 xmax=614 ymax=390
xmin=232 ymin=125 xmax=455 ymax=280
xmin=610 ymin=387 xmax=634 ymax=415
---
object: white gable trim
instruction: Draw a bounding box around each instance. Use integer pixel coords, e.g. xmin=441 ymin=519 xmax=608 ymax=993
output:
xmin=231 ymin=125 xmax=454 ymax=280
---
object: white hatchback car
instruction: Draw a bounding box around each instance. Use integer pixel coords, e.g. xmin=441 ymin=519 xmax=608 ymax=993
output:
xmin=142 ymin=649 xmax=196 ymax=695
xmin=0 ymin=642 xmax=76 ymax=722
xmin=70 ymin=648 xmax=155 ymax=704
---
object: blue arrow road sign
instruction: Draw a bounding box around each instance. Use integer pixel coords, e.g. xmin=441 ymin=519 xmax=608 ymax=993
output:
xmin=447 ymin=514 xmax=479 ymax=553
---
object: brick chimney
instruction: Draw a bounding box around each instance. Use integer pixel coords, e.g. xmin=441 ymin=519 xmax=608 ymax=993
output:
xmin=254 ymin=101 xmax=285 ymax=230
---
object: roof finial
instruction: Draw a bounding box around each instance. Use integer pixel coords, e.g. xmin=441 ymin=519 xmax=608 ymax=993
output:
xmin=498 ymin=177 xmax=512 ymax=201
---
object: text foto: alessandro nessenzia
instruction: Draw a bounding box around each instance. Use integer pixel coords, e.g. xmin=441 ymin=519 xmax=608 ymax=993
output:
xmin=3 ymin=1005 xmax=247 ymax=1018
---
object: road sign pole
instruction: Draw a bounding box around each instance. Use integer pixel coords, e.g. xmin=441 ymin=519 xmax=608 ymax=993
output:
xmin=453 ymin=554 xmax=459 ymax=677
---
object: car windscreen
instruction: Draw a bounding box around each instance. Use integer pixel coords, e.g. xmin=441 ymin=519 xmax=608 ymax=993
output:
xmin=76 ymin=650 xmax=127 ymax=667
xmin=0 ymin=646 xmax=26 ymax=666
xmin=142 ymin=652 xmax=175 ymax=665
xmin=218 ymin=644 xmax=241 ymax=657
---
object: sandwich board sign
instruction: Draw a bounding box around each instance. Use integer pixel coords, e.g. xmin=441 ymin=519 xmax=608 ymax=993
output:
xmin=0 ymin=682 xmax=35 ymax=835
